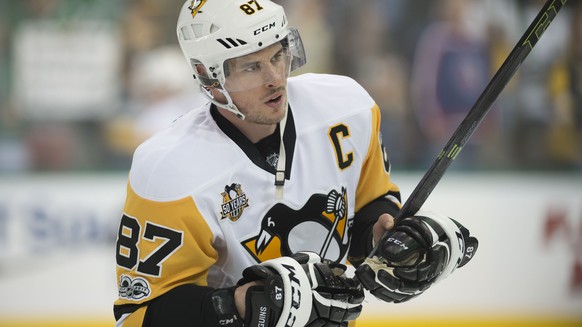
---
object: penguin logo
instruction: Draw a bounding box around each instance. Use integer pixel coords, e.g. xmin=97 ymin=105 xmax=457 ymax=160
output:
xmin=241 ymin=187 xmax=352 ymax=263
xmin=188 ymin=0 xmax=208 ymax=18
xmin=220 ymin=183 xmax=249 ymax=222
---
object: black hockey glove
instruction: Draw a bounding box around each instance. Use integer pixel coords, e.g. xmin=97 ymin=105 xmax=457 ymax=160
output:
xmin=239 ymin=252 xmax=364 ymax=327
xmin=355 ymin=210 xmax=478 ymax=303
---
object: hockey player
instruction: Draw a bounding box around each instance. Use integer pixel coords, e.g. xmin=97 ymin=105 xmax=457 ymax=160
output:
xmin=113 ymin=0 xmax=479 ymax=326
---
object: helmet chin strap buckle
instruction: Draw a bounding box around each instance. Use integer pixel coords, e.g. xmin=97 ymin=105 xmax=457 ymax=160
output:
xmin=275 ymin=171 xmax=285 ymax=187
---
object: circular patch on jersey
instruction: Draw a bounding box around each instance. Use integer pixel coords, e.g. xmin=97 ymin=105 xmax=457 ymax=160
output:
xmin=118 ymin=275 xmax=151 ymax=301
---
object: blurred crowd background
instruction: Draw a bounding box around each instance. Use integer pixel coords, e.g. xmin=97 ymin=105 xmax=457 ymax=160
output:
xmin=0 ymin=0 xmax=581 ymax=174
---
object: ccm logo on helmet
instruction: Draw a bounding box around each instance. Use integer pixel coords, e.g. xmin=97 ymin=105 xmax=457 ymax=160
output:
xmin=254 ymin=22 xmax=276 ymax=35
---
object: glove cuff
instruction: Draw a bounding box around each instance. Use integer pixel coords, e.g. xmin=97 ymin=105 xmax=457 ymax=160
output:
xmin=210 ymin=287 xmax=244 ymax=327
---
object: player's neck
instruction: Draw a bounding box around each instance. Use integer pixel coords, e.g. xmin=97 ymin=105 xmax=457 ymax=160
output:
xmin=219 ymin=110 xmax=277 ymax=143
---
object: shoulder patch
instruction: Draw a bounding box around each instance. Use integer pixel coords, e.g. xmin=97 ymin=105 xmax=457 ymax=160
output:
xmin=220 ymin=183 xmax=250 ymax=222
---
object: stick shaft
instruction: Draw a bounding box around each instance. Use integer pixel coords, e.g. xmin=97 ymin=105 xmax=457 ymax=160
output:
xmin=369 ymin=0 xmax=568 ymax=258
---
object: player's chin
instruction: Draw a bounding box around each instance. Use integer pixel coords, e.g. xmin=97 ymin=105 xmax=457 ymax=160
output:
xmin=264 ymin=108 xmax=287 ymax=125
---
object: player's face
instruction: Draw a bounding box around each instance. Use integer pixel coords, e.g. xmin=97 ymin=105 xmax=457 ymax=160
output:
xmin=224 ymin=42 xmax=290 ymax=125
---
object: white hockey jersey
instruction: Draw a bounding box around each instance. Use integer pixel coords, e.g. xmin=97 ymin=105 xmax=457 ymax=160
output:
xmin=114 ymin=73 xmax=400 ymax=313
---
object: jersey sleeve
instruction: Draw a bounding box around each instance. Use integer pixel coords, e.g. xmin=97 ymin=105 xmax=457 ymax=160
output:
xmin=354 ymin=104 xmax=401 ymax=211
xmin=113 ymin=181 xmax=219 ymax=325
xmin=349 ymin=104 xmax=402 ymax=266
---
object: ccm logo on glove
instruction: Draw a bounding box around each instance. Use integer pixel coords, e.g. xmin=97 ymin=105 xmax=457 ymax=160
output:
xmin=280 ymin=263 xmax=302 ymax=326
xmin=386 ymin=237 xmax=409 ymax=250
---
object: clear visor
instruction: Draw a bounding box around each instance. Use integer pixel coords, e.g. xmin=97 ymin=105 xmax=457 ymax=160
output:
xmin=223 ymin=28 xmax=306 ymax=92
xmin=223 ymin=42 xmax=292 ymax=92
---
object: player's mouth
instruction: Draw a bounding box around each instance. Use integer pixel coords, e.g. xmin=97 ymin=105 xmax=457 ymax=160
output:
xmin=264 ymin=91 xmax=285 ymax=109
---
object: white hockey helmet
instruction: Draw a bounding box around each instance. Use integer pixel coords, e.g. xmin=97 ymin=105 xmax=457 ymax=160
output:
xmin=176 ymin=0 xmax=306 ymax=118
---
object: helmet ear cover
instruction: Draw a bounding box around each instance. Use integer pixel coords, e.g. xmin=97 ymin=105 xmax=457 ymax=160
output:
xmin=190 ymin=59 xmax=223 ymax=89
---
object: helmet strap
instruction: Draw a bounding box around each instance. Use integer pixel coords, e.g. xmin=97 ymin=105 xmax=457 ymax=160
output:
xmin=200 ymin=84 xmax=246 ymax=120
xmin=274 ymin=107 xmax=287 ymax=200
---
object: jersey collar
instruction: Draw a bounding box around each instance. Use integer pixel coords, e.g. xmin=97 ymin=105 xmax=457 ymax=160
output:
xmin=210 ymin=104 xmax=296 ymax=179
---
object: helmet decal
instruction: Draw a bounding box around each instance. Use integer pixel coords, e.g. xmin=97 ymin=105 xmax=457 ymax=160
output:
xmin=188 ymin=0 xmax=208 ymax=18
xmin=216 ymin=38 xmax=248 ymax=49
xmin=239 ymin=0 xmax=264 ymax=15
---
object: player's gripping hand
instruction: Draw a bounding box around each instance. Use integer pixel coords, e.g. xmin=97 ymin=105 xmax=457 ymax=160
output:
xmin=355 ymin=210 xmax=478 ymax=303
xmin=239 ymin=252 xmax=364 ymax=327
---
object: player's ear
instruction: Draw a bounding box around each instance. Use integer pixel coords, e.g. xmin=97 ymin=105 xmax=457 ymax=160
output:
xmin=194 ymin=63 xmax=207 ymax=77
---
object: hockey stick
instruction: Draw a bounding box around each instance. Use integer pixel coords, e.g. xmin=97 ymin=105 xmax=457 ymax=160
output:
xmin=366 ymin=0 xmax=568 ymax=259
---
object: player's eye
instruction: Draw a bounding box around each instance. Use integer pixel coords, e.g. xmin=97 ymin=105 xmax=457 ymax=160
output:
xmin=242 ymin=62 xmax=260 ymax=72
xmin=271 ymin=50 xmax=284 ymax=64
